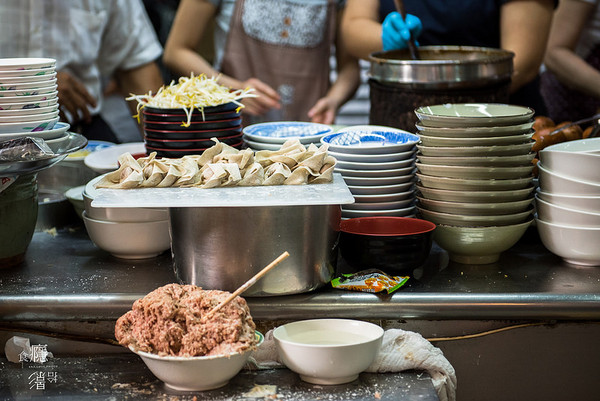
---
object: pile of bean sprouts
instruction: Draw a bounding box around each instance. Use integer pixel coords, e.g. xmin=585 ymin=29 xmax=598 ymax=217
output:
xmin=127 ymin=74 xmax=256 ymax=127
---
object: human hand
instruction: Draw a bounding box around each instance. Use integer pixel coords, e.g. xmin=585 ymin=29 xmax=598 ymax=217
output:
xmin=239 ymin=78 xmax=281 ymax=116
xmin=381 ymin=12 xmax=422 ymax=51
xmin=307 ymin=96 xmax=337 ymax=125
xmin=56 ymin=70 xmax=97 ymax=124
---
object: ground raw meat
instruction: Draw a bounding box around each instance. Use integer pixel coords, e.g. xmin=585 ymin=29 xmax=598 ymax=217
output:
xmin=114 ymin=283 xmax=257 ymax=357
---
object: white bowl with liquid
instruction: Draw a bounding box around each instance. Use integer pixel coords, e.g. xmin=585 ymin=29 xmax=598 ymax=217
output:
xmin=273 ymin=318 xmax=383 ymax=385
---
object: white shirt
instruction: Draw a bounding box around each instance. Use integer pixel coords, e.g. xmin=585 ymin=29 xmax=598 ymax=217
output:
xmin=0 ymin=0 xmax=162 ymax=114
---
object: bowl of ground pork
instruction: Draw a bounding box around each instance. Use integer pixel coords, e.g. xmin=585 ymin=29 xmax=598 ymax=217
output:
xmin=115 ymin=283 xmax=262 ymax=391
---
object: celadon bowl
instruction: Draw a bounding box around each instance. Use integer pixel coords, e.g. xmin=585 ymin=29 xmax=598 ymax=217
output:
xmin=433 ymin=218 xmax=533 ymax=264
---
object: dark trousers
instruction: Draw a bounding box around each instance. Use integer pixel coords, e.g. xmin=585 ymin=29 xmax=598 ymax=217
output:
xmin=72 ymin=115 xmax=121 ymax=144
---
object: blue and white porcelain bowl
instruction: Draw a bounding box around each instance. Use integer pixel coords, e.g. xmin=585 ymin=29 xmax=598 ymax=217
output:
xmin=243 ymin=121 xmax=333 ymax=145
xmin=321 ymin=125 xmax=419 ymax=154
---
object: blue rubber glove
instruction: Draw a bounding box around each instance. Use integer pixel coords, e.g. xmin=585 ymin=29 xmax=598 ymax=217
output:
xmin=381 ymin=12 xmax=422 ymax=51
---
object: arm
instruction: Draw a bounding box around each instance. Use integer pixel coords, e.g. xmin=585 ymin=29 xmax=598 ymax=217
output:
xmin=114 ymin=61 xmax=164 ymax=117
xmin=500 ymin=0 xmax=555 ymax=93
xmin=544 ymin=0 xmax=600 ymax=98
xmin=308 ymin=7 xmax=361 ymax=124
xmin=56 ymin=70 xmax=97 ymax=125
xmin=163 ymin=0 xmax=280 ymax=116
xmin=340 ymin=0 xmax=383 ymax=60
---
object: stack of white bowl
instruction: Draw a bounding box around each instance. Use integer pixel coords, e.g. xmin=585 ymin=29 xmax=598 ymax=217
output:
xmin=414 ymin=103 xmax=537 ymax=264
xmin=242 ymin=121 xmax=333 ymax=151
xmin=320 ymin=125 xmax=420 ymax=219
xmin=81 ymin=175 xmax=171 ymax=260
xmin=0 ymin=58 xmax=67 ymax=142
xmin=535 ymin=137 xmax=600 ymax=266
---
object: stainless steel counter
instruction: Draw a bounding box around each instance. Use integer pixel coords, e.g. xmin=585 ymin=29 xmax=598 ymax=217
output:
xmin=1 ymin=223 xmax=600 ymax=321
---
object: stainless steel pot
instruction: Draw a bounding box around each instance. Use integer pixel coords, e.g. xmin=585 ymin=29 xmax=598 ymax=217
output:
xmin=170 ymin=205 xmax=341 ymax=297
xmin=368 ymin=46 xmax=515 ymax=131
xmin=369 ymin=46 xmax=514 ymax=88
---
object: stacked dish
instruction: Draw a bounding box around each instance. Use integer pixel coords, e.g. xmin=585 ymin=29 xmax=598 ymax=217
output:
xmin=82 ymin=175 xmax=170 ymax=259
xmin=243 ymin=121 xmax=333 ymax=151
xmin=141 ymin=102 xmax=242 ymax=158
xmin=414 ymin=103 xmax=537 ymax=264
xmin=0 ymin=58 xmax=62 ymax=139
xmin=535 ymin=137 xmax=600 ymax=266
xmin=321 ymin=125 xmax=420 ymax=219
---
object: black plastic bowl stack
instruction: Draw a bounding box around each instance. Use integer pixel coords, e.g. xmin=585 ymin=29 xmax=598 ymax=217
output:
xmin=141 ymin=102 xmax=243 ymax=158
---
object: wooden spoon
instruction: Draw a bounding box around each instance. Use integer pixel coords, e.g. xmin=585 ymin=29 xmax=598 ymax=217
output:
xmin=203 ymin=251 xmax=290 ymax=320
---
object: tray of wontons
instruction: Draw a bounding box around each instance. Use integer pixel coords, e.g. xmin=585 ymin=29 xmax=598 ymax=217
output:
xmin=91 ymin=138 xmax=355 ymax=208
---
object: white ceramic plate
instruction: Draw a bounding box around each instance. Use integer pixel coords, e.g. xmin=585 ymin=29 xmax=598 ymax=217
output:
xmin=321 ymin=125 xmax=419 ymax=154
xmin=245 ymin=138 xmax=321 ymax=151
xmin=0 ymin=97 xmax=58 ymax=111
xmin=342 ymin=173 xmax=414 ymax=186
xmin=84 ymin=142 xmax=145 ymax=173
xmin=343 ymin=198 xmax=414 ymax=210
xmin=0 ymin=84 xmax=57 ymax=97
xmin=0 ymin=105 xmax=58 ymax=117
xmin=348 ymin=180 xmax=415 ymax=195
xmin=417 ymin=142 xmax=534 ymax=157
xmin=352 ymin=190 xmax=415 ymax=203
xmin=415 ymin=103 xmax=535 ymax=127
xmin=0 ymin=116 xmax=58 ymax=134
xmin=0 ymin=121 xmax=69 ymax=141
xmin=243 ymin=121 xmax=333 ymax=144
xmin=0 ymin=58 xmax=55 ymax=71
xmin=342 ymin=205 xmax=416 ymax=218
xmin=0 ymin=78 xmax=57 ymax=90
xmin=415 ymin=120 xmax=534 ymax=137
xmin=0 ymin=67 xmax=56 ymax=77
xmin=0 ymin=110 xmax=58 ymax=123
xmin=328 ymin=149 xmax=415 ymax=163
xmin=418 ymin=132 xmax=534 ymax=147
xmin=0 ymin=73 xmax=57 ymax=85
xmin=0 ymin=91 xmax=58 ymax=104
xmin=335 ymin=165 xmax=415 ymax=178
xmin=337 ymin=159 xmax=417 ymax=171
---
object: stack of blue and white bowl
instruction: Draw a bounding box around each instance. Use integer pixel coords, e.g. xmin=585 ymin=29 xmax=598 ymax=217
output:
xmin=0 ymin=57 xmax=72 ymax=148
xmin=243 ymin=121 xmax=333 ymax=151
xmin=320 ymin=125 xmax=420 ymax=219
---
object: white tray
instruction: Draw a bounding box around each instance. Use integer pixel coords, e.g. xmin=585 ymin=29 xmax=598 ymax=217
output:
xmin=92 ymin=173 xmax=354 ymax=208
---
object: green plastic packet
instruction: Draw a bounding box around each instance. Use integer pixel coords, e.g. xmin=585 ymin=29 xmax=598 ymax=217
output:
xmin=331 ymin=269 xmax=409 ymax=294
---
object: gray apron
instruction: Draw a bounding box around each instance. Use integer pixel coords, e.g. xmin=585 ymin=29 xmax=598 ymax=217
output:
xmin=221 ymin=0 xmax=336 ymax=123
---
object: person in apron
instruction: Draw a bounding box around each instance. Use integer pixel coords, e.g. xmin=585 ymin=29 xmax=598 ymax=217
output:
xmin=340 ymin=0 xmax=555 ymax=115
xmin=163 ymin=0 xmax=360 ymax=125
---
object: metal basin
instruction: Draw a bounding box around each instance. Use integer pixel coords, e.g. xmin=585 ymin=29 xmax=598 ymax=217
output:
xmin=170 ymin=205 xmax=341 ymax=297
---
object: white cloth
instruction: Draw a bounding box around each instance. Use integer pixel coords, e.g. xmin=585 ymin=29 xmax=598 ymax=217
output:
xmin=0 ymin=0 xmax=162 ymax=114
xmin=252 ymin=328 xmax=457 ymax=401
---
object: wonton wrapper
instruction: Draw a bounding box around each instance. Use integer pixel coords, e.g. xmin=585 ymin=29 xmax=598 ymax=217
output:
xmin=95 ymin=153 xmax=144 ymax=189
